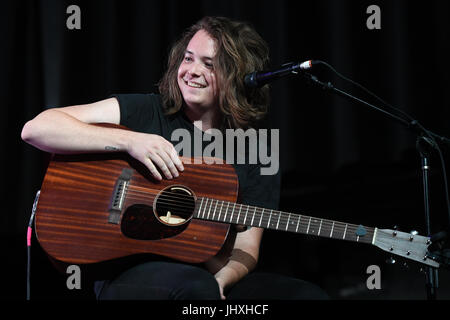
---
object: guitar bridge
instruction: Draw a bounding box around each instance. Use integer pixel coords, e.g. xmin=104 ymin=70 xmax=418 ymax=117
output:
xmin=108 ymin=168 xmax=133 ymax=224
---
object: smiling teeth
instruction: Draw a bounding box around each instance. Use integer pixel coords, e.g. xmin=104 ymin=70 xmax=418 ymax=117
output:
xmin=187 ymin=81 xmax=205 ymax=88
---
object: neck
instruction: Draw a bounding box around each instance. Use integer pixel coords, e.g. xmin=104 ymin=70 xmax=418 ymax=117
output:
xmin=194 ymin=197 xmax=375 ymax=245
xmin=184 ymin=104 xmax=222 ymax=131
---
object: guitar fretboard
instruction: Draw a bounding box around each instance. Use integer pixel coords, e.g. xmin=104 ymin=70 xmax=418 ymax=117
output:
xmin=194 ymin=197 xmax=375 ymax=244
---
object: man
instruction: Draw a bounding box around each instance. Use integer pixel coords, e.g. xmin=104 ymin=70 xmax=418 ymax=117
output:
xmin=22 ymin=16 xmax=327 ymax=300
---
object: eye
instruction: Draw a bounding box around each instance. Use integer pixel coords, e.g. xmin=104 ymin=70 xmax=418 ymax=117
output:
xmin=204 ymin=62 xmax=214 ymax=69
xmin=184 ymin=56 xmax=193 ymax=62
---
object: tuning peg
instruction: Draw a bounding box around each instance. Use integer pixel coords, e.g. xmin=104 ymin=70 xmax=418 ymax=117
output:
xmin=409 ymin=230 xmax=418 ymax=241
xmin=393 ymin=225 xmax=398 ymax=237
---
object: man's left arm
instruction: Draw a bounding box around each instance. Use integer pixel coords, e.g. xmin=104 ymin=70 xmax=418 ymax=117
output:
xmin=214 ymin=227 xmax=263 ymax=299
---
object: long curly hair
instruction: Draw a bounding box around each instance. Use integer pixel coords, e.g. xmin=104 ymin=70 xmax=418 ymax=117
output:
xmin=158 ymin=16 xmax=270 ymax=129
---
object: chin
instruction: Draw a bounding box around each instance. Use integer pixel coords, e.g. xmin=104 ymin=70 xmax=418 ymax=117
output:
xmin=184 ymin=100 xmax=211 ymax=110
xmin=182 ymin=93 xmax=214 ymax=110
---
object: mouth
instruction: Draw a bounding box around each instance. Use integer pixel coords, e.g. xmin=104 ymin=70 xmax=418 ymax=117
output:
xmin=183 ymin=79 xmax=207 ymax=89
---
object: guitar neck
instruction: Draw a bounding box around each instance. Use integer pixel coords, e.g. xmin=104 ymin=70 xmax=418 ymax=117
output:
xmin=194 ymin=197 xmax=375 ymax=245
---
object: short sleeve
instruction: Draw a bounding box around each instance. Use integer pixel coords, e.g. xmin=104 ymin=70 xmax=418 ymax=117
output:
xmin=111 ymin=93 xmax=161 ymax=133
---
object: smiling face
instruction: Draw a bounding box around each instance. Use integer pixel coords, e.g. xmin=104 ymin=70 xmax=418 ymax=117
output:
xmin=177 ymin=29 xmax=219 ymax=113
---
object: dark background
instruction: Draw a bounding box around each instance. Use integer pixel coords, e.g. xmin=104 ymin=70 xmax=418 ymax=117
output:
xmin=2 ymin=0 xmax=450 ymax=301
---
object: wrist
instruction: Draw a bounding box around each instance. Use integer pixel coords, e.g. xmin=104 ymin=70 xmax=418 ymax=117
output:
xmin=214 ymin=265 xmax=241 ymax=293
xmin=110 ymin=128 xmax=133 ymax=153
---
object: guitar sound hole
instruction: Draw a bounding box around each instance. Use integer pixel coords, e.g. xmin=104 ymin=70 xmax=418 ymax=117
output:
xmin=155 ymin=186 xmax=196 ymax=226
xmin=120 ymin=185 xmax=196 ymax=240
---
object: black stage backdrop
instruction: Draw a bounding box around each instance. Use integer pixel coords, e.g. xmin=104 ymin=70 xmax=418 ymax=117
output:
xmin=2 ymin=0 xmax=450 ymax=300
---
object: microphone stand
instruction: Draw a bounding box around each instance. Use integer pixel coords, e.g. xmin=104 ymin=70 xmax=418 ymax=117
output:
xmin=299 ymin=71 xmax=449 ymax=300
xmin=416 ymin=137 xmax=439 ymax=299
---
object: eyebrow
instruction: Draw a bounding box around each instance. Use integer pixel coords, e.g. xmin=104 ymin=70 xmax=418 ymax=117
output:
xmin=185 ymin=50 xmax=213 ymax=61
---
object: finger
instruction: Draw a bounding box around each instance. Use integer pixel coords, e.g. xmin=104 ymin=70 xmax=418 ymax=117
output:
xmin=148 ymin=153 xmax=173 ymax=179
xmin=144 ymin=157 xmax=162 ymax=181
xmin=158 ymin=149 xmax=179 ymax=178
xmin=167 ymin=146 xmax=184 ymax=172
xmin=160 ymin=139 xmax=184 ymax=172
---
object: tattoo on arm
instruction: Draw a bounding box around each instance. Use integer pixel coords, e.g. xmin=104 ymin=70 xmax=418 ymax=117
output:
xmin=105 ymin=146 xmax=120 ymax=151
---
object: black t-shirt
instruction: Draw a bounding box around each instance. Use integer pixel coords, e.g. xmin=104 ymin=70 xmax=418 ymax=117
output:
xmin=114 ymin=93 xmax=280 ymax=211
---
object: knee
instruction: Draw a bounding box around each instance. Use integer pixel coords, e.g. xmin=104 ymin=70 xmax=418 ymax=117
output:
xmin=228 ymin=272 xmax=329 ymax=300
xmin=173 ymin=272 xmax=221 ymax=300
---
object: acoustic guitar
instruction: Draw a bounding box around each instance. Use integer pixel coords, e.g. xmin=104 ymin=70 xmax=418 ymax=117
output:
xmin=34 ymin=151 xmax=440 ymax=269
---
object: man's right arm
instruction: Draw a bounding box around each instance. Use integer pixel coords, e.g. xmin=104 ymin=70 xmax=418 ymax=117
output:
xmin=21 ymin=97 xmax=183 ymax=180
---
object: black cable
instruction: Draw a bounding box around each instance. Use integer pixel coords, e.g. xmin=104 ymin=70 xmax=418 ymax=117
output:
xmin=313 ymin=60 xmax=450 ymax=233
xmin=27 ymin=190 xmax=40 ymax=301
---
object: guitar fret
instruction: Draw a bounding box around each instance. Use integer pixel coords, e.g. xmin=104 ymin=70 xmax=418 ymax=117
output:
xmin=259 ymin=208 xmax=264 ymax=227
xmin=276 ymin=212 xmax=281 ymax=229
xmin=201 ymin=198 xmax=208 ymax=218
xmin=267 ymin=210 xmax=273 ymax=228
xmin=197 ymin=201 xmax=373 ymax=244
xmin=194 ymin=199 xmax=376 ymax=248
xmin=197 ymin=198 xmax=204 ymax=217
xmin=208 ymin=199 xmax=213 ymax=219
xmin=196 ymin=201 xmax=375 ymax=244
xmin=206 ymin=199 xmax=213 ymax=220
xmin=372 ymin=228 xmax=378 ymax=245
xmin=343 ymin=224 xmax=348 ymax=239
xmin=243 ymin=205 xmax=249 ymax=225
xmin=211 ymin=199 xmax=218 ymax=220
xmin=217 ymin=200 xmax=224 ymax=221
xmin=230 ymin=203 xmax=236 ymax=223
xmin=236 ymin=204 xmax=242 ymax=224
xmin=251 ymin=207 xmax=256 ymax=226
xmin=286 ymin=213 xmax=291 ymax=231
xmin=306 ymin=217 xmax=312 ymax=234
xmin=223 ymin=202 xmax=230 ymax=222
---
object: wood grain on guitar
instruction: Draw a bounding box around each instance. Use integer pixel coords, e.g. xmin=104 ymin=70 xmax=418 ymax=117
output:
xmin=35 ymin=152 xmax=237 ymax=265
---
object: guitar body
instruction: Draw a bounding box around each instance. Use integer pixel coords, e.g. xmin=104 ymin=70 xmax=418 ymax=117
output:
xmin=35 ymin=153 xmax=238 ymax=265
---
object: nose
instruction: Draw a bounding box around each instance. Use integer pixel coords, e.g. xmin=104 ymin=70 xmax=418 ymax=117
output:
xmin=186 ymin=62 xmax=202 ymax=78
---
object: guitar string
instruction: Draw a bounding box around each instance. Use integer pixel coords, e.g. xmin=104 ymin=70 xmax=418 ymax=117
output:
xmin=122 ymin=191 xmax=420 ymax=260
xmin=125 ymin=189 xmax=196 ymax=207
xmin=126 ymin=190 xmax=364 ymax=234
xmin=124 ymin=188 xmax=369 ymax=235
xmin=124 ymin=190 xmax=372 ymax=239
xmin=125 ymin=186 xmax=356 ymax=234
xmin=125 ymin=188 xmax=358 ymax=231
xmin=126 ymin=187 xmax=360 ymax=233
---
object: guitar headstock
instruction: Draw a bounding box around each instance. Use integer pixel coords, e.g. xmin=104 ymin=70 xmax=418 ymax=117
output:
xmin=373 ymin=228 xmax=440 ymax=268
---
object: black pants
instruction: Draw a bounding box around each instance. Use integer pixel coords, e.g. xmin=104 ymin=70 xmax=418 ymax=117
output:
xmin=95 ymin=261 xmax=329 ymax=300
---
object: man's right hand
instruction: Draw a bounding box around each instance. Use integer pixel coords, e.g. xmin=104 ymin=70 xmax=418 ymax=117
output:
xmin=126 ymin=131 xmax=184 ymax=180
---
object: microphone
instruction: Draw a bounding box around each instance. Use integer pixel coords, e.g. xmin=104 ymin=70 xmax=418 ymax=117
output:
xmin=244 ymin=60 xmax=315 ymax=88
